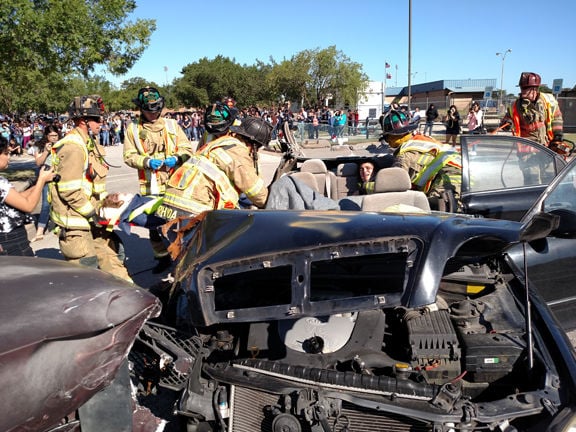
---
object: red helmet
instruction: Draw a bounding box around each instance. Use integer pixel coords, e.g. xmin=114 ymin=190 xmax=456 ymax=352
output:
xmin=518 ymin=72 xmax=541 ymax=88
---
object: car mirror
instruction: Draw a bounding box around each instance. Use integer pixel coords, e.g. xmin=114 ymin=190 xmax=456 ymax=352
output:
xmin=548 ymin=208 xmax=576 ymax=239
xmin=519 ymin=211 xmax=560 ymax=242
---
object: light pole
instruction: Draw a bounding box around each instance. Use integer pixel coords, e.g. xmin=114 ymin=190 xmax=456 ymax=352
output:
xmin=496 ymin=49 xmax=511 ymax=113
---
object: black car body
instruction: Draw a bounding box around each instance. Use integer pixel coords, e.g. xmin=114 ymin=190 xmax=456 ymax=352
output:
xmin=131 ymin=129 xmax=576 ymax=431
xmin=137 ymin=202 xmax=576 ymax=431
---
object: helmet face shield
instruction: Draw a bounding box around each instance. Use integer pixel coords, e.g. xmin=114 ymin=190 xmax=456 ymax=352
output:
xmin=134 ymin=87 xmax=165 ymax=112
xmin=204 ymin=102 xmax=235 ymax=134
xmin=382 ymin=110 xmax=417 ymax=136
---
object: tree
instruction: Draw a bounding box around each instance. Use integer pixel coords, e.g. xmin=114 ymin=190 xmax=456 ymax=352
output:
xmin=0 ymin=0 xmax=155 ymax=113
xmin=268 ymin=46 xmax=368 ymax=109
xmin=174 ymin=56 xmax=270 ymax=109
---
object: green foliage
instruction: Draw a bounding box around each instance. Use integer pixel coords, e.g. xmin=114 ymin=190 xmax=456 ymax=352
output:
xmin=169 ymin=47 xmax=369 ymax=110
xmin=0 ymin=0 xmax=155 ymax=113
xmin=172 ymin=56 xmax=272 ymax=109
xmin=266 ymin=46 xmax=368 ymax=108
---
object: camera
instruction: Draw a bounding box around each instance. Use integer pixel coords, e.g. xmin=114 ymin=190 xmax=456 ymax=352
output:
xmin=44 ymin=165 xmax=60 ymax=183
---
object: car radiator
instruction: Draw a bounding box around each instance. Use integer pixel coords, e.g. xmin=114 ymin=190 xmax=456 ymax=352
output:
xmin=229 ymin=385 xmax=431 ymax=432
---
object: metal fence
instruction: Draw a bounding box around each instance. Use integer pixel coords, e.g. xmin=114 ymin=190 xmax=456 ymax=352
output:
xmin=285 ymin=120 xmax=384 ymax=144
xmin=361 ymin=96 xmax=576 ymax=132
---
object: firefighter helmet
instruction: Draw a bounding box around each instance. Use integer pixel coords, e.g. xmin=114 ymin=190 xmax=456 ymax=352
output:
xmin=230 ymin=116 xmax=273 ymax=148
xmin=68 ymin=95 xmax=105 ymax=119
xmin=381 ymin=109 xmax=417 ymax=136
xmin=204 ymin=102 xmax=235 ymax=134
xmin=518 ymin=72 xmax=541 ymax=88
xmin=133 ymin=87 xmax=165 ymax=112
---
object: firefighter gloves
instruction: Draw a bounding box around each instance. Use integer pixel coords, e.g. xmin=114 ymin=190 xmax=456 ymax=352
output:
xmin=148 ymin=159 xmax=163 ymax=170
xmin=164 ymin=156 xmax=178 ymax=168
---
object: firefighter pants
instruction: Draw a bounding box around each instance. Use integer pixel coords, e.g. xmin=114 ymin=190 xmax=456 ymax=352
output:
xmin=427 ymin=165 xmax=462 ymax=211
xmin=518 ymin=152 xmax=546 ymax=186
xmin=58 ymin=226 xmax=133 ymax=283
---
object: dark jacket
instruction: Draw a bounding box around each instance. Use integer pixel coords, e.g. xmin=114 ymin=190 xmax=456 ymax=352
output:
xmin=426 ymin=106 xmax=439 ymax=122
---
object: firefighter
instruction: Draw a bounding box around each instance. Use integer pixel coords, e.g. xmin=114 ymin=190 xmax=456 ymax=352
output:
xmin=49 ymin=95 xmax=132 ymax=282
xmin=500 ymin=72 xmax=565 ymax=185
xmin=157 ymin=114 xmax=271 ymax=220
xmin=382 ymin=109 xmax=462 ymax=212
xmin=199 ymin=100 xmax=240 ymax=146
xmin=123 ymin=86 xmax=194 ymax=273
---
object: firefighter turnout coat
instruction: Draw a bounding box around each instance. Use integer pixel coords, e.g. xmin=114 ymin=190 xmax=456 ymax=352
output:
xmin=123 ymin=117 xmax=194 ymax=195
xmin=162 ymin=135 xmax=268 ymax=217
xmin=393 ymin=133 xmax=462 ymax=203
xmin=504 ymin=92 xmax=563 ymax=146
xmin=49 ymin=129 xmax=107 ymax=229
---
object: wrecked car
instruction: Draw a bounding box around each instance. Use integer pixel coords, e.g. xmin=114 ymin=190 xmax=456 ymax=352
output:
xmin=135 ymin=192 xmax=576 ymax=431
xmin=128 ymin=122 xmax=576 ymax=431
xmin=0 ymin=256 xmax=161 ymax=432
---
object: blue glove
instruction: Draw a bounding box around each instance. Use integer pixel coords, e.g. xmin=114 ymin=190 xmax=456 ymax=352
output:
xmin=148 ymin=158 xmax=163 ymax=170
xmin=164 ymin=156 xmax=178 ymax=168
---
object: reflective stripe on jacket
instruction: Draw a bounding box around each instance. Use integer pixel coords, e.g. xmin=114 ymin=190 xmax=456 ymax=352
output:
xmin=124 ymin=118 xmax=187 ymax=195
xmin=164 ymin=140 xmax=241 ymax=214
xmin=395 ymin=136 xmax=462 ymax=193
xmin=163 ymin=135 xmax=267 ymax=216
xmin=511 ymin=93 xmax=562 ymax=149
xmin=49 ymin=130 xmax=107 ymax=229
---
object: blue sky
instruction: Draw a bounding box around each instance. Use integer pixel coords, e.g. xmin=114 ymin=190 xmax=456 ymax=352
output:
xmin=105 ymin=0 xmax=576 ymax=96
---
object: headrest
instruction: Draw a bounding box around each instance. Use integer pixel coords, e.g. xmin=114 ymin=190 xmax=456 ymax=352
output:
xmin=336 ymin=162 xmax=358 ymax=177
xmin=300 ymin=159 xmax=327 ymax=174
xmin=374 ymin=167 xmax=412 ymax=193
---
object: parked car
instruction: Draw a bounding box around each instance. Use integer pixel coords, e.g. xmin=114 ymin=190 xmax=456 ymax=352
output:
xmin=0 ymin=257 xmax=161 ymax=432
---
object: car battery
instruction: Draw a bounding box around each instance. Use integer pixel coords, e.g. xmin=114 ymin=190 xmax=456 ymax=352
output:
xmin=461 ymin=332 xmax=524 ymax=382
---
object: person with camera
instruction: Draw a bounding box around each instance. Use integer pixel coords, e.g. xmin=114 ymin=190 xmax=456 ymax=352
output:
xmin=444 ymin=105 xmax=461 ymax=147
xmin=31 ymin=124 xmax=60 ymax=241
xmin=0 ymin=135 xmax=55 ymax=256
xmin=423 ymin=104 xmax=439 ymax=136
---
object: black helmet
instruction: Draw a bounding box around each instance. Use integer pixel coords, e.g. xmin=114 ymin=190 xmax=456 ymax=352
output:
xmin=133 ymin=86 xmax=165 ymax=112
xmin=382 ymin=109 xmax=417 ymax=136
xmin=229 ymin=116 xmax=273 ymax=148
xmin=68 ymin=95 xmax=105 ymax=119
xmin=204 ymin=102 xmax=235 ymax=134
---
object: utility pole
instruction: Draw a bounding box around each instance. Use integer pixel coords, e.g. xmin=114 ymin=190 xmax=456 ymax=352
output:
xmin=407 ymin=0 xmax=412 ymax=111
xmin=496 ymin=49 xmax=511 ymax=113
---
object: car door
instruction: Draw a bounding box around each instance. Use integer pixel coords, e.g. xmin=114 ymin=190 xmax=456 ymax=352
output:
xmin=508 ymin=158 xmax=576 ymax=330
xmin=460 ymin=135 xmax=566 ymax=221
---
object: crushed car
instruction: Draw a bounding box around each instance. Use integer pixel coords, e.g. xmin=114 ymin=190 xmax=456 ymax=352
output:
xmin=128 ymin=124 xmax=576 ymax=431
xmin=0 ymin=256 xmax=161 ymax=432
xmin=133 ymin=157 xmax=576 ymax=431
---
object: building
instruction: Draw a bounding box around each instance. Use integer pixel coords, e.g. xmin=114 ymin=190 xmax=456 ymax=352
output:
xmin=358 ymin=79 xmax=497 ymax=120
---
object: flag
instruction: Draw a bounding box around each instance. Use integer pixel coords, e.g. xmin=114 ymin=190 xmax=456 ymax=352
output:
xmin=386 ymin=73 xmax=392 ymax=79
xmin=385 ymin=62 xmax=391 ymax=68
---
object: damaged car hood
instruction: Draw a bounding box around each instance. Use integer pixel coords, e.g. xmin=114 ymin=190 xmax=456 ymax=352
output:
xmin=175 ymin=210 xmax=523 ymax=327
